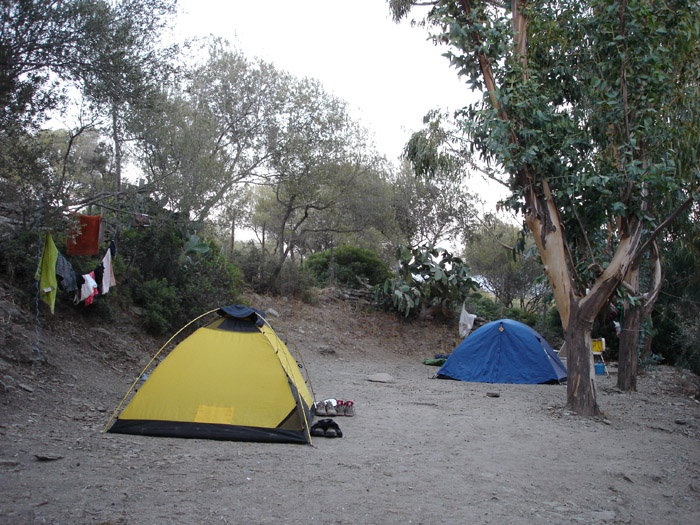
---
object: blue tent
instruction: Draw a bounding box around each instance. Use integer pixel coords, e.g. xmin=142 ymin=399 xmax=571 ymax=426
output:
xmin=437 ymin=319 xmax=567 ymax=384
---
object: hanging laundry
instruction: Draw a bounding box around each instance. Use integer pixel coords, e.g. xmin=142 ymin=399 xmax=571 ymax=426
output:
xmin=458 ymin=303 xmax=477 ymax=338
xmin=75 ymin=272 xmax=98 ymax=305
xmin=84 ymin=271 xmax=99 ymax=305
xmin=55 ymin=252 xmax=78 ymax=292
xmin=66 ymin=215 xmax=101 ymax=255
xmin=34 ymin=232 xmax=58 ymax=314
xmin=93 ymin=263 xmax=104 ymax=290
xmin=101 ymin=245 xmax=117 ymax=294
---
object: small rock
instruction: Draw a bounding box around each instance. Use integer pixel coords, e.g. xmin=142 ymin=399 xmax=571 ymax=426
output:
xmin=674 ymin=419 xmax=687 ymax=425
xmin=486 ymin=392 xmax=500 ymax=398
xmin=267 ymin=308 xmax=280 ymax=318
xmin=367 ymin=373 xmax=394 ymax=383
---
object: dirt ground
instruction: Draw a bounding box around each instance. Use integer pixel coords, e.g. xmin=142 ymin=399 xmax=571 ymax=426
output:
xmin=1 ymin=287 xmax=699 ymax=524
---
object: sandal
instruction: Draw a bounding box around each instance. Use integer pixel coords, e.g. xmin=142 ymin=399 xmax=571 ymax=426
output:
xmin=310 ymin=421 xmax=325 ymax=437
xmin=325 ymin=420 xmax=343 ymax=438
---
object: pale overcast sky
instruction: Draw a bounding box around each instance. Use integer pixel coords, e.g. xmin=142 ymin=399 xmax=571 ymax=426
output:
xmin=175 ymin=0 xmax=471 ymax=162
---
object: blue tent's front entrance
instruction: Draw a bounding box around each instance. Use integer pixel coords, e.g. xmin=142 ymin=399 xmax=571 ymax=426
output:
xmin=437 ymin=319 xmax=567 ymax=384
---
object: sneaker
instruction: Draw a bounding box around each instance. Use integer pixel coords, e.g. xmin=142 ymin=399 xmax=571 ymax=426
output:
xmin=315 ymin=401 xmax=327 ymax=417
xmin=336 ymin=400 xmax=346 ymax=416
xmin=344 ymin=400 xmax=355 ymax=417
xmin=324 ymin=400 xmax=337 ymax=417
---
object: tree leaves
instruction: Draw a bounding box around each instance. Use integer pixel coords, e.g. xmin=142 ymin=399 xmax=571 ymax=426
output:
xmin=377 ymin=244 xmax=479 ymax=318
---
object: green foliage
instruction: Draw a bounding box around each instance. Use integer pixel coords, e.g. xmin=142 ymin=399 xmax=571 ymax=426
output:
xmin=391 ymin=159 xmax=478 ymax=248
xmin=639 ymin=351 xmax=665 ymax=372
xmin=398 ymin=0 xmax=700 ymax=312
xmin=463 ymin=217 xmax=545 ymax=310
xmin=231 ymin=242 xmax=315 ymax=301
xmin=377 ymin=244 xmax=478 ymax=319
xmin=304 ymin=245 xmax=391 ymax=288
xmin=649 ymin=208 xmax=700 ymax=373
xmin=464 ymin=293 xmax=500 ymax=321
xmin=503 ymin=306 xmax=538 ymax=327
xmin=673 ymin=308 xmax=700 ymax=377
xmin=0 ymin=231 xmax=43 ymax=287
xmin=119 ymin=216 xmax=242 ymax=334
xmin=132 ymin=278 xmax=179 ymax=335
xmin=277 ymin=260 xmax=317 ymax=305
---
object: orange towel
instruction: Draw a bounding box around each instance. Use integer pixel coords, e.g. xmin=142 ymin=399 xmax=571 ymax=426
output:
xmin=66 ymin=215 xmax=101 ymax=256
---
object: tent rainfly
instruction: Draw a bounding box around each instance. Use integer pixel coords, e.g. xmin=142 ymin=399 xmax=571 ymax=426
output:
xmin=106 ymin=305 xmax=314 ymax=444
xmin=437 ymin=319 xmax=567 ymax=385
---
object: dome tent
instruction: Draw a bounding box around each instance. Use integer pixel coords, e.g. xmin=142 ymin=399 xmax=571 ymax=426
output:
xmin=437 ymin=319 xmax=566 ymax=384
xmin=106 ymin=305 xmax=315 ymax=444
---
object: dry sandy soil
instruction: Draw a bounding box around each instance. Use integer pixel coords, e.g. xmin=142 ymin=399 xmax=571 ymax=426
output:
xmin=1 ymin=286 xmax=699 ymax=524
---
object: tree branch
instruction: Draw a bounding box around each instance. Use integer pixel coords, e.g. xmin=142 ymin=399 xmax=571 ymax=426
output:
xmin=632 ymin=193 xmax=697 ymax=268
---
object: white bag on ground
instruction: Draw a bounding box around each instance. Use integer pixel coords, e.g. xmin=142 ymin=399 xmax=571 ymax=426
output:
xmin=459 ymin=303 xmax=476 ymax=338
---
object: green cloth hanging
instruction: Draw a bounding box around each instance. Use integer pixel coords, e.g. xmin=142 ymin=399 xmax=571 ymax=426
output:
xmin=35 ymin=232 xmax=58 ymax=314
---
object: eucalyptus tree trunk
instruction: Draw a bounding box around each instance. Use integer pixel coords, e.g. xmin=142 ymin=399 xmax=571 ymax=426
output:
xmin=563 ymin=308 xmax=599 ymax=416
xmin=617 ymin=242 xmax=662 ymax=391
xmin=618 ymin=299 xmax=643 ymax=391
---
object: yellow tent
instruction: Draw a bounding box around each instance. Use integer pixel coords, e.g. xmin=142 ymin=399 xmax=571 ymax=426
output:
xmin=107 ymin=306 xmax=314 ymax=444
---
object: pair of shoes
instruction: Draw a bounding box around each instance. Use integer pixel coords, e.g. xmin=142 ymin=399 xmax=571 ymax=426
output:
xmin=335 ymin=400 xmax=355 ymax=416
xmin=309 ymin=418 xmax=343 ymax=438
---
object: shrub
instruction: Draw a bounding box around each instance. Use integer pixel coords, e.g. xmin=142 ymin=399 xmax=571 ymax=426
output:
xmin=277 ymin=260 xmax=317 ymax=304
xmin=464 ymin=293 xmax=500 ymax=321
xmin=304 ymin=245 xmax=391 ymax=288
xmin=672 ymin=303 xmax=700 ymax=377
xmin=119 ymin=219 xmax=242 ymax=333
xmin=376 ymin=244 xmax=479 ymax=319
xmin=133 ymin=278 xmax=179 ymax=335
xmin=503 ymin=306 xmax=538 ymax=326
